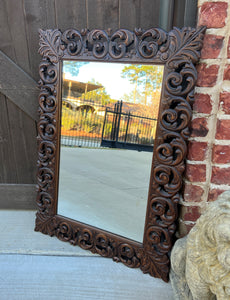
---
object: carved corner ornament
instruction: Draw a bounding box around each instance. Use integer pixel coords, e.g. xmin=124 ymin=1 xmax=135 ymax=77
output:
xmin=35 ymin=26 xmax=206 ymax=282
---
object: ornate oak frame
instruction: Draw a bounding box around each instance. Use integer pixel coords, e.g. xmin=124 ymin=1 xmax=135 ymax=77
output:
xmin=35 ymin=26 xmax=205 ymax=282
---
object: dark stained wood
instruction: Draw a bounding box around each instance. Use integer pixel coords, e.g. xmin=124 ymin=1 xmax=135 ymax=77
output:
xmin=0 ymin=92 xmax=37 ymax=184
xmin=23 ymin=0 xmax=57 ymax=81
xmin=87 ymin=0 xmax=119 ymax=30
xmin=0 ymin=50 xmax=38 ymax=121
xmin=0 ymin=184 xmax=36 ymax=209
xmin=0 ymin=93 xmax=17 ymax=183
xmin=119 ymin=0 xmax=141 ymax=29
xmin=139 ymin=0 xmax=161 ymax=29
xmin=35 ymin=27 xmax=205 ymax=282
xmin=0 ymin=0 xmax=17 ymax=62
xmin=55 ymin=0 xmax=87 ymax=31
xmin=3 ymin=0 xmax=31 ymax=75
xmin=7 ymin=98 xmax=37 ymax=184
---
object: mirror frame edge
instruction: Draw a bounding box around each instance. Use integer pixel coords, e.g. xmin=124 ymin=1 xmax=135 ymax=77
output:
xmin=35 ymin=26 xmax=206 ymax=282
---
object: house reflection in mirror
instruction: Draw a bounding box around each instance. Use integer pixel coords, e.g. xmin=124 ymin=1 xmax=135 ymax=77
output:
xmin=58 ymin=61 xmax=164 ymax=243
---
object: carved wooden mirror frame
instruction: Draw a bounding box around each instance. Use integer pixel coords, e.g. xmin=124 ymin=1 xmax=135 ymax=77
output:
xmin=35 ymin=26 xmax=205 ymax=282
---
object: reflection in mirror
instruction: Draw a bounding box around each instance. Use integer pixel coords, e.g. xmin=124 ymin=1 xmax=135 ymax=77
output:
xmin=58 ymin=61 xmax=164 ymax=242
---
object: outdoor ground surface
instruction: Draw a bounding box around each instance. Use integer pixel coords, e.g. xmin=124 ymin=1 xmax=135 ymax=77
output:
xmin=0 ymin=210 xmax=174 ymax=300
xmin=58 ymin=147 xmax=153 ymax=243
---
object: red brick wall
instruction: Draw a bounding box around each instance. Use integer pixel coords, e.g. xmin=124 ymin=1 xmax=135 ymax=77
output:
xmin=178 ymin=0 xmax=230 ymax=236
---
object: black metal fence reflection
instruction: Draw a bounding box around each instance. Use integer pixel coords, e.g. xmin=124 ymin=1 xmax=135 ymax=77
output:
xmin=61 ymin=100 xmax=157 ymax=151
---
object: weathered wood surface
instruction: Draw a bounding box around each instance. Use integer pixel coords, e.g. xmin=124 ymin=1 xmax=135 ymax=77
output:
xmin=0 ymin=184 xmax=36 ymax=209
xmin=0 ymin=51 xmax=38 ymax=121
xmin=0 ymin=93 xmax=37 ymax=184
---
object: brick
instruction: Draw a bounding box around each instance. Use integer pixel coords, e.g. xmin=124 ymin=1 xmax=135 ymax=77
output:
xmin=228 ymin=37 xmax=230 ymax=58
xmin=191 ymin=117 xmax=209 ymax=137
xmin=193 ymin=93 xmax=212 ymax=114
xmin=198 ymin=2 xmax=228 ymax=28
xmin=201 ymin=35 xmax=224 ymax=59
xmin=216 ymin=119 xmax=230 ymax=140
xmin=211 ymin=167 xmax=230 ymax=185
xmin=187 ymin=141 xmax=207 ymax=161
xmin=224 ymin=65 xmax=230 ymax=80
xmin=212 ymin=144 xmax=230 ymax=163
xmin=185 ymin=164 xmax=206 ymax=182
xmin=183 ymin=184 xmax=204 ymax=202
xmin=181 ymin=205 xmax=201 ymax=222
xmin=219 ymin=92 xmax=230 ymax=114
xmin=196 ymin=64 xmax=219 ymax=87
xmin=208 ymin=188 xmax=225 ymax=202
xmin=178 ymin=221 xmax=195 ymax=238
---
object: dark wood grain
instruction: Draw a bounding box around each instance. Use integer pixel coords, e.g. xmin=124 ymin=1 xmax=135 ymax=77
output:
xmin=7 ymin=99 xmax=37 ymax=184
xmin=0 ymin=184 xmax=36 ymax=209
xmin=55 ymin=0 xmax=87 ymax=31
xmin=3 ymin=0 xmax=31 ymax=75
xmin=0 ymin=50 xmax=38 ymax=121
xmin=119 ymin=0 xmax=140 ymax=29
xmin=139 ymin=0 xmax=161 ymax=29
xmin=0 ymin=93 xmax=37 ymax=184
xmin=23 ymin=0 xmax=56 ymax=81
xmin=87 ymin=0 xmax=119 ymax=30
xmin=0 ymin=93 xmax=17 ymax=183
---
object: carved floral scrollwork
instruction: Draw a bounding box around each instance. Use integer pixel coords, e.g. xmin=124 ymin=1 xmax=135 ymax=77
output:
xmin=37 ymin=167 xmax=54 ymax=190
xmin=138 ymin=28 xmax=168 ymax=59
xmin=38 ymin=141 xmax=55 ymax=165
xmin=88 ymin=30 xmax=109 ymax=59
xmin=149 ymin=196 xmax=177 ymax=226
xmin=95 ymin=233 xmax=115 ymax=257
xmin=62 ymin=29 xmax=83 ymax=56
xmin=156 ymin=131 xmax=186 ymax=165
xmin=38 ymin=113 xmax=56 ymax=140
xmin=117 ymin=244 xmax=141 ymax=268
xmin=39 ymin=85 xmax=57 ymax=113
xmin=36 ymin=192 xmax=54 ymax=213
xmin=36 ymin=26 xmax=206 ymax=282
xmin=152 ymin=165 xmax=182 ymax=197
xmin=109 ymin=29 xmax=134 ymax=59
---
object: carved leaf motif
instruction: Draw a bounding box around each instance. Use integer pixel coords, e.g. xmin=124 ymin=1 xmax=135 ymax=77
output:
xmin=167 ymin=27 xmax=205 ymax=68
xmin=39 ymin=29 xmax=63 ymax=63
xmin=35 ymin=213 xmax=57 ymax=236
xmin=139 ymin=249 xmax=169 ymax=282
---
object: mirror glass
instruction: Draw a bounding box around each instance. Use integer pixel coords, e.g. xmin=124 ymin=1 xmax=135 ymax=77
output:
xmin=57 ymin=61 xmax=164 ymax=242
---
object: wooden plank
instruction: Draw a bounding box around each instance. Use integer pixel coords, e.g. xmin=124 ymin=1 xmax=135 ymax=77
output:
xmin=0 ymin=184 xmax=36 ymax=209
xmin=0 ymin=93 xmax=18 ymax=183
xmin=55 ymin=0 xmax=87 ymax=31
xmin=87 ymin=0 xmax=119 ymax=30
xmin=0 ymin=254 xmax=173 ymax=300
xmin=0 ymin=50 xmax=38 ymax=121
xmin=119 ymin=0 xmax=141 ymax=29
xmin=140 ymin=0 xmax=161 ymax=29
xmin=23 ymin=0 xmax=56 ymax=81
xmin=7 ymin=98 xmax=37 ymax=184
xmin=3 ymin=0 xmax=31 ymax=76
xmin=0 ymin=0 xmax=16 ymax=61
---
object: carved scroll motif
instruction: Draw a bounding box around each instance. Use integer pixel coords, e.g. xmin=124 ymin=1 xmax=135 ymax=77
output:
xmin=36 ymin=26 xmax=205 ymax=282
